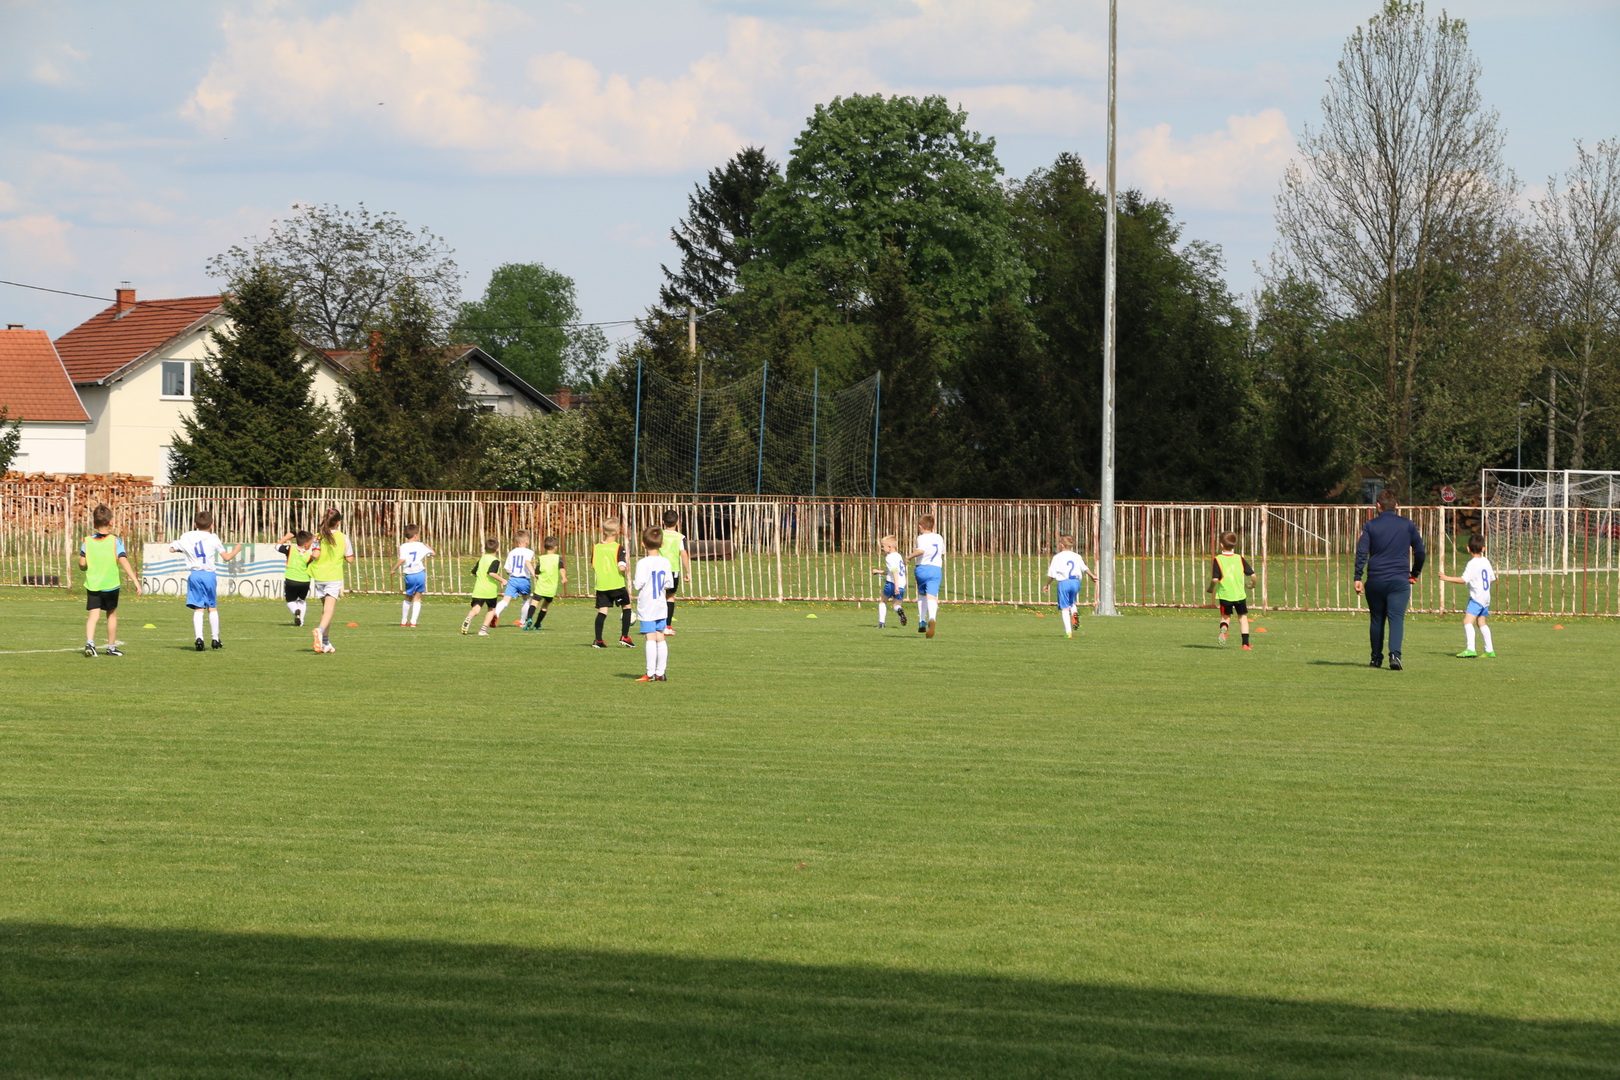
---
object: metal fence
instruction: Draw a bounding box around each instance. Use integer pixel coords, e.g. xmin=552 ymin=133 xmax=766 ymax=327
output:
xmin=3 ymin=483 xmax=1616 ymax=615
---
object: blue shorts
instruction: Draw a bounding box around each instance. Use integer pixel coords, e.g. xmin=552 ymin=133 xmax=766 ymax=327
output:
xmin=1466 ymin=599 xmax=1489 ymax=618
xmin=403 ymin=572 xmax=427 ymax=595
xmin=882 ymin=581 xmax=906 ymax=601
xmin=640 ymin=618 xmax=668 ymax=635
xmin=914 ymin=565 xmax=942 ymax=597
xmin=504 ymin=578 xmax=532 ymax=598
xmin=1057 ymin=579 xmax=1081 ymax=608
xmin=186 ymin=570 xmax=218 ymax=609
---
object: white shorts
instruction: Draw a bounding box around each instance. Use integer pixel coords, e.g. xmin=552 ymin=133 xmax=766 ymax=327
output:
xmin=311 ymin=580 xmax=344 ymax=600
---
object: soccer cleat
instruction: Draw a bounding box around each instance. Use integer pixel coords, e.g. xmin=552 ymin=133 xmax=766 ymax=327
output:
xmin=1241 ymin=643 xmax=1252 ymax=651
xmin=620 ymin=636 xmax=636 ymax=648
xmin=477 ymin=629 xmax=489 ymax=636
xmin=636 ymin=674 xmax=656 ymax=682
xmin=460 ymin=618 xmax=472 ymax=635
xmin=212 ymin=639 xmax=223 ymax=650
xmin=663 ymin=627 xmax=677 ymax=636
xmin=104 ymin=646 xmax=123 ymax=657
xmin=1389 ymin=654 xmax=1403 ymax=671
xmin=312 ymin=630 xmax=324 ymax=653
xmin=322 ymin=642 xmax=336 ymax=654
xmin=401 ymin=622 xmax=409 ymax=627
xmin=656 ymin=674 xmax=667 ymax=681
xmin=1484 ymin=651 xmax=1496 ymax=658
xmin=591 ymin=639 xmax=607 ymax=649
xmin=84 ymin=642 xmax=97 ymax=657
xmin=1072 ymin=614 xmax=1080 ymax=632
xmin=917 ymin=621 xmax=927 ymax=633
xmin=409 ymin=622 xmax=418 ymax=628
xmin=195 ymin=637 xmax=206 ymax=652
xmin=898 ymin=609 xmax=907 ymax=626
xmin=294 ymin=611 xmax=304 ymax=627
xmin=512 ymin=619 xmax=524 ymax=627
xmin=926 ymin=620 xmax=936 ymax=639
xmin=1455 ymin=649 xmax=1478 ymax=658
xmin=1218 ymin=626 xmax=1228 ymax=645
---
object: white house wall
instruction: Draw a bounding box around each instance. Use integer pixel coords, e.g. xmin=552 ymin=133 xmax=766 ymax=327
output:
xmin=12 ymin=421 xmax=87 ymax=474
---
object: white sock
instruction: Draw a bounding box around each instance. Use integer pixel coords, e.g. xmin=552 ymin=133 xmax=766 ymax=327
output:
xmin=209 ymin=610 xmax=220 ymax=640
xmin=878 ymin=606 xmax=887 ymax=626
xmin=1480 ymin=625 xmax=1493 ymax=652
xmin=402 ymin=599 xmax=411 ymax=623
xmin=522 ymin=600 xmax=534 ymax=624
xmin=656 ymin=639 xmax=668 ymax=676
xmin=1063 ymin=606 xmax=1073 ymax=634
xmin=288 ymin=600 xmax=299 ymax=616
xmin=493 ymin=597 xmax=510 ymax=618
xmin=297 ymin=599 xmax=307 ymax=620
xmin=193 ymin=609 xmax=204 ymax=639
xmin=917 ymin=600 xmax=927 ymax=624
xmin=928 ymin=597 xmax=939 ymax=622
xmin=410 ymin=599 xmax=421 ymax=624
xmin=647 ymin=640 xmax=658 ymax=677
xmin=1465 ymin=624 xmax=1476 ymax=651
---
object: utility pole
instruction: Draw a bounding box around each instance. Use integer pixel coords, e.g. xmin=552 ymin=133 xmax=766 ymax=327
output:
xmin=1095 ymin=0 xmax=1120 ymax=616
xmin=691 ymin=305 xmax=703 ymax=496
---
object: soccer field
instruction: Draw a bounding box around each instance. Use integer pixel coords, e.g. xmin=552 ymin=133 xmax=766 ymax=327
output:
xmin=3 ymin=589 xmax=1617 ymax=1077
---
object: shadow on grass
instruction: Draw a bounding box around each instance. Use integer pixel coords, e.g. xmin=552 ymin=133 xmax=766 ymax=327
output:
xmin=2 ymin=923 xmax=1614 ymax=1079
xmin=1306 ymin=659 xmax=1375 ymax=667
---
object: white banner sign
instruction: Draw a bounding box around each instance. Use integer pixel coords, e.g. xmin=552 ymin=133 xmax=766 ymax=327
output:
xmin=141 ymin=543 xmax=287 ymax=600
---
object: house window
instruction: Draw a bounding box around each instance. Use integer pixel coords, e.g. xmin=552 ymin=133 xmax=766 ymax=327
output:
xmin=161 ymin=360 xmax=191 ymax=398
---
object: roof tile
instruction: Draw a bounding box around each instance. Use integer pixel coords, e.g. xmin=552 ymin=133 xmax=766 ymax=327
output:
xmin=0 ymin=329 xmax=90 ymax=423
xmin=55 ymin=295 xmax=224 ymax=384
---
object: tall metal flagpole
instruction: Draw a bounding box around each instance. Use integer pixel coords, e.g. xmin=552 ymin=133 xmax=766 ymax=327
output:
xmin=1095 ymin=0 xmax=1120 ymax=616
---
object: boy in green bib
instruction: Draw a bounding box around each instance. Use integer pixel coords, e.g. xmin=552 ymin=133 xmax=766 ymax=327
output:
xmin=79 ymin=504 xmax=142 ymax=657
xmin=461 ymin=538 xmax=508 ymax=636
xmin=658 ymin=510 xmax=692 ymax=634
xmin=1207 ymin=530 xmax=1257 ymax=649
xmin=522 ymin=535 xmax=567 ymax=630
xmin=591 ymin=518 xmax=634 ymax=648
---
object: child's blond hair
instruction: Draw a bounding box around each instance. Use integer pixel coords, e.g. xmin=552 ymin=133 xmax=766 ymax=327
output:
xmin=879 ymin=534 xmax=897 ymax=550
xmin=601 ymin=518 xmax=620 ymax=537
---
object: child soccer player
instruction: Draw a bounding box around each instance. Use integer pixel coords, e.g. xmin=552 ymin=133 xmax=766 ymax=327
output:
xmin=307 ymin=508 xmax=353 ymax=654
xmin=393 ymin=524 xmax=434 ymax=627
xmin=462 ymin=538 xmax=507 ymax=636
xmin=171 ymin=510 xmax=241 ymax=652
xmin=658 ymin=510 xmax=692 ymax=635
xmin=910 ymin=514 xmax=946 ymax=638
xmin=632 ymin=525 xmax=673 ymax=681
xmin=1045 ymin=534 xmax=1098 ymax=639
xmin=870 ymin=535 xmax=908 ymax=628
xmin=488 ymin=530 xmax=535 ymax=631
xmin=523 ymin=535 xmax=566 ymax=630
xmin=275 ymin=530 xmax=314 ymax=626
xmin=1207 ymin=531 xmax=1257 ymax=650
xmin=80 ymin=503 xmax=142 ymax=656
xmin=1439 ymin=534 xmax=1496 ymax=658
xmin=591 ymin=518 xmax=635 ymax=649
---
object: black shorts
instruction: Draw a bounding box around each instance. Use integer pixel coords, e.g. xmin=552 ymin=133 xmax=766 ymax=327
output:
xmin=468 ymin=596 xmax=498 ymax=609
xmin=1219 ymin=598 xmax=1249 ymax=617
xmin=85 ymin=589 xmax=120 ymax=612
xmin=595 ymin=588 xmax=630 ymax=608
xmin=665 ymin=575 xmax=681 ymax=597
xmin=285 ymin=580 xmax=310 ymax=603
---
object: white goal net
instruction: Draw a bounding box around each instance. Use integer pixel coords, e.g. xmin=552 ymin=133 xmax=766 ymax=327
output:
xmin=1481 ymin=469 xmax=1620 ymax=574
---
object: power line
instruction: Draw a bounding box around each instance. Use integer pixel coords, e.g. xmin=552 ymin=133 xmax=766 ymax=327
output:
xmin=1 ymin=278 xmax=638 ymax=332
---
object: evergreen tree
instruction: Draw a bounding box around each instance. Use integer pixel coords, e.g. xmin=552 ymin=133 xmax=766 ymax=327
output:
xmin=660 ymin=147 xmax=779 ymax=313
xmin=339 ymin=280 xmax=481 ymax=490
xmin=1252 ymin=277 xmax=1350 ymax=501
xmin=168 ymin=265 xmax=335 ymax=486
xmin=854 ymin=248 xmax=952 ymax=497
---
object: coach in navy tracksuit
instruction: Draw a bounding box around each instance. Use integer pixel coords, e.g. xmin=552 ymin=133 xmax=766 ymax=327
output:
xmin=1353 ymin=490 xmax=1426 ymax=670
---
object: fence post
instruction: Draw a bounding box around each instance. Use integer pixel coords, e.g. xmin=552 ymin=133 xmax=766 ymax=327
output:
xmin=774 ymin=502 xmax=785 ymax=603
xmin=756 ymin=359 xmax=768 ymax=496
xmin=1259 ymin=505 xmax=1269 ymax=611
xmin=811 ymin=367 xmax=818 ymax=499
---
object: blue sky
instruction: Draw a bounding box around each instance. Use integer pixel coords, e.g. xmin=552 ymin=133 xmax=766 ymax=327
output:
xmin=3 ymin=0 xmax=1616 ymax=360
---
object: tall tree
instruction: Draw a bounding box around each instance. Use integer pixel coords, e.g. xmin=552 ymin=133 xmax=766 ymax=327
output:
xmin=660 ymin=147 xmax=779 ymax=313
xmin=208 ymin=203 xmax=460 ymax=350
xmin=168 ymin=265 xmax=336 ymax=487
xmin=338 ymin=281 xmax=481 ymax=490
xmin=749 ymin=93 xmax=1026 ymax=351
xmin=1272 ymin=0 xmax=1513 ymax=495
xmin=1532 ymin=138 xmax=1620 ymax=469
xmin=1251 ymin=277 xmax=1350 ymax=501
xmin=456 ymin=262 xmax=608 ymax=393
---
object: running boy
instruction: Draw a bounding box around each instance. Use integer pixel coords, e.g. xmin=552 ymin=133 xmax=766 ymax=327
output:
xmin=591 ymin=518 xmax=635 ymax=649
xmin=394 ymin=524 xmax=434 ymax=627
xmin=658 ymin=510 xmax=692 ymax=634
xmin=80 ymin=503 xmax=142 ymax=656
xmin=489 ymin=530 xmax=536 ymax=631
xmin=870 ymin=535 xmax=908 ymax=628
xmin=461 ymin=538 xmax=507 ymax=636
xmin=523 ymin=535 xmax=566 ymax=630
xmin=632 ymin=526 xmax=673 ymax=681
xmin=1439 ymin=534 xmax=1496 ymax=658
xmin=1207 ymin=531 xmax=1257 ymax=649
xmin=275 ymin=530 xmax=314 ymax=626
xmin=171 ymin=510 xmax=241 ymax=652
xmin=910 ymin=515 xmax=946 ymax=638
xmin=1045 ymin=535 xmax=1098 ymax=639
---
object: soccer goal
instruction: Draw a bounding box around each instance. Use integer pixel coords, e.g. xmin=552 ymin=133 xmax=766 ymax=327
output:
xmin=1480 ymin=468 xmax=1620 ymax=575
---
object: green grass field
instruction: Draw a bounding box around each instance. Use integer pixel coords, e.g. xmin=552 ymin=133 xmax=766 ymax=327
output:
xmin=2 ymin=587 xmax=1617 ymax=1078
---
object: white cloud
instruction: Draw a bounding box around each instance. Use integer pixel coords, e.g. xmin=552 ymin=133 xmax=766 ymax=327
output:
xmin=29 ymin=44 xmax=87 ymax=87
xmin=1125 ymin=108 xmax=1295 ymax=210
xmin=0 ymin=213 xmax=76 ymax=272
xmin=609 ymin=222 xmax=660 ymax=250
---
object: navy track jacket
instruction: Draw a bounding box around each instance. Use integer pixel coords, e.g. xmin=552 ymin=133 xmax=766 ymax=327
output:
xmin=1354 ymin=510 xmax=1427 ymax=583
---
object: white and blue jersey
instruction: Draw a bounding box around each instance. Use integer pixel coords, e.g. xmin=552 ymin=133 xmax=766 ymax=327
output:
xmin=882 ymin=550 xmax=907 ymax=600
xmin=913 ymin=531 xmax=945 ymax=596
xmin=502 ymin=546 xmax=535 ymax=597
xmin=1047 ymin=550 xmax=1089 ymax=608
xmin=173 ymin=530 xmax=226 ymax=608
xmin=633 ymin=553 xmax=673 ymax=628
xmin=1463 ymin=555 xmax=1494 ymax=617
xmin=399 ymin=540 xmax=433 ymax=594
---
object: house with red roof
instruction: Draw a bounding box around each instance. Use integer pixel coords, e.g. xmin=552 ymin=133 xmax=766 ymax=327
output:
xmin=52 ymin=286 xmax=560 ymax=483
xmin=0 ymin=324 xmax=91 ymax=473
